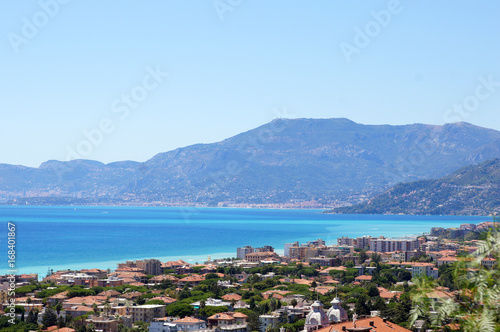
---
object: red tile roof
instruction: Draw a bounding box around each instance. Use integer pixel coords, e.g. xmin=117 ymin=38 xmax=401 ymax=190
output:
xmin=317 ymin=316 xmax=411 ymax=332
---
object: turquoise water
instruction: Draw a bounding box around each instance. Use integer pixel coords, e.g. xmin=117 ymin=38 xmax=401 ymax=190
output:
xmin=0 ymin=206 xmax=488 ymax=277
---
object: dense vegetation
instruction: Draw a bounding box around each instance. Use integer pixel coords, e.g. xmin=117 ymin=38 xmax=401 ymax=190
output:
xmin=332 ymin=158 xmax=500 ymax=215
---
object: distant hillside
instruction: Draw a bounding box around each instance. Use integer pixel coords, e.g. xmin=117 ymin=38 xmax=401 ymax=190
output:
xmin=329 ymin=159 xmax=500 ymax=216
xmin=1 ymin=118 xmax=500 ymax=207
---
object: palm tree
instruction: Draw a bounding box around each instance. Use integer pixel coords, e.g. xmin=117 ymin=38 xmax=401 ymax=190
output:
xmin=104 ymin=302 xmax=111 ymax=317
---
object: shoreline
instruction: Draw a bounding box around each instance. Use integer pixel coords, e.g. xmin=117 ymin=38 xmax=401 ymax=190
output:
xmin=1 ymin=206 xmax=488 ymax=279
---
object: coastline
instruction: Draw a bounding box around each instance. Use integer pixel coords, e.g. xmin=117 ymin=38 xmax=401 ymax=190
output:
xmin=1 ymin=206 xmax=489 ymax=279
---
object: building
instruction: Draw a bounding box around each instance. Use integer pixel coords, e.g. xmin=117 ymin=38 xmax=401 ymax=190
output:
xmin=326 ymin=298 xmax=348 ymax=323
xmin=117 ymin=259 xmax=162 ymax=276
xmin=306 ymin=239 xmax=326 ymax=247
xmin=207 ymin=311 xmax=248 ymax=332
xmin=289 ymin=246 xmax=319 ymax=261
xmin=255 ymin=246 xmax=274 ymax=253
xmin=237 ymin=246 xmax=254 ymax=259
xmin=85 ymin=316 xmax=119 ymax=332
xmin=284 ymin=242 xmax=299 ymax=257
xmin=150 ymin=318 xmax=178 ymax=332
xmin=337 ymin=237 xmax=356 ymax=247
xmin=411 ymin=263 xmax=438 ymax=279
xmin=245 ymin=251 xmax=279 ymax=263
xmin=481 ymin=257 xmax=497 ymax=269
xmin=304 ymin=301 xmax=329 ymax=332
xmin=259 ymin=313 xmax=282 ymax=332
xmin=356 ymin=236 xmax=372 ymax=250
xmin=129 ymin=304 xmax=166 ymax=323
xmin=171 ymin=317 xmax=207 ymax=331
xmin=369 ymin=237 xmax=419 ymax=253
xmin=316 ymin=316 xmax=411 ymax=332
xmin=309 ymin=257 xmax=336 ymax=267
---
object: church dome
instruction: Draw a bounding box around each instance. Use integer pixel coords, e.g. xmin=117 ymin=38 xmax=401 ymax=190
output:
xmin=304 ymin=301 xmax=329 ymax=332
xmin=327 ymin=297 xmax=348 ymax=323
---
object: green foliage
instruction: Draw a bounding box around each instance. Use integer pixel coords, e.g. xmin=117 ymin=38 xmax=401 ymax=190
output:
xmin=146 ymin=299 xmax=166 ymax=305
xmin=334 ymin=159 xmax=500 ymax=216
xmin=0 ymin=316 xmax=38 ymax=332
xmin=42 ymin=308 xmax=58 ymax=328
xmin=14 ymin=284 xmax=38 ymax=296
xmin=37 ymin=286 xmax=69 ymax=299
xmin=410 ymin=227 xmax=500 ymax=331
xmin=199 ymin=305 xmax=228 ymax=318
xmin=165 ymin=302 xmax=194 ymax=318
xmin=67 ymin=287 xmax=95 ymax=298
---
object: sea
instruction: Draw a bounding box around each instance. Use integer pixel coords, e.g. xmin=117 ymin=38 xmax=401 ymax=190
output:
xmin=0 ymin=206 xmax=489 ymax=278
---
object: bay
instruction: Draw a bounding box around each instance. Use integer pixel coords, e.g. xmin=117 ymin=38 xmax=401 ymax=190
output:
xmin=0 ymin=206 xmax=488 ymax=278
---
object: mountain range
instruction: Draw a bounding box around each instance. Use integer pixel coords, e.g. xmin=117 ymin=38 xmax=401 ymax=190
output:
xmin=329 ymin=158 xmax=500 ymax=216
xmin=2 ymin=118 xmax=500 ymax=207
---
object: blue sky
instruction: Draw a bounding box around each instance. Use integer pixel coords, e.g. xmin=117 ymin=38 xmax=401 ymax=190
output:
xmin=1 ymin=1 xmax=500 ymax=167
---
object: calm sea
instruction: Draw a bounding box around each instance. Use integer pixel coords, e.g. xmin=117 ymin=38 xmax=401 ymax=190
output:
xmin=0 ymin=206 xmax=488 ymax=278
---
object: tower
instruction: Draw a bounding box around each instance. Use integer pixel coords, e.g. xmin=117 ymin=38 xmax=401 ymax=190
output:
xmin=304 ymin=301 xmax=329 ymax=332
xmin=327 ymin=297 xmax=348 ymax=323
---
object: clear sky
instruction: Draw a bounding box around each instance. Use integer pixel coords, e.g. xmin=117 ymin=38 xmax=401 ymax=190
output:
xmin=1 ymin=1 xmax=500 ymax=167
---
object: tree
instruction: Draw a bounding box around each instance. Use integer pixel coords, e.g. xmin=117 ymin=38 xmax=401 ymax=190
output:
xmin=199 ymin=306 xmax=228 ymax=318
xmin=354 ymin=295 xmax=370 ymax=316
xmin=165 ymin=303 xmax=194 ymax=318
xmin=410 ymin=227 xmax=500 ymax=331
xmin=55 ymin=302 xmax=63 ymax=315
xmin=367 ymin=285 xmax=379 ymax=297
xmin=247 ymin=311 xmax=261 ymax=332
xmin=290 ymin=299 xmax=298 ymax=307
xmin=27 ymin=311 xmax=36 ymax=324
xmin=42 ymin=308 xmax=58 ymax=328
xmin=57 ymin=316 xmax=66 ymax=328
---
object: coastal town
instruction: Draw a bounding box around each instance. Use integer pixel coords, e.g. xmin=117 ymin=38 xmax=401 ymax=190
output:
xmin=1 ymin=221 xmax=498 ymax=332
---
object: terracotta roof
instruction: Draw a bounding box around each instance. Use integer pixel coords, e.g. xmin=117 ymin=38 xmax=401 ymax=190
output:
xmin=232 ymin=312 xmax=248 ymax=318
xmin=222 ymin=293 xmax=242 ymax=301
xmin=151 ymin=275 xmax=179 ymax=282
xmin=152 ymin=296 xmax=177 ymax=304
xmin=48 ymin=291 xmax=69 ymax=299
xmin=412 ymin=263 xmax=435 ymax=267
xmin=317 ymin=316 xmax=411 ymax=332
xmin=98 ymin=290 xmax=121 ymax=297
xmin=427 ymin=290 xmax=454 ymax=299
xmin=66 ymin=305 xmax=93 ymax=312
xmin=279 ymin=278 xmax=313 ymax=285
xmin=179 ymin=275 xmax=205 ymax=282
xmin=208 ymin=313 xmax=235 ymax=320
xmin=354 ymin=275 xmax=372 ymax=281
xmin=324 ymin=280 xmax=340 ymax=284
xmin=45 ymin=327 xmax=76 ymax=332
xmin=172 ymin=317 xmax=205 ymax=324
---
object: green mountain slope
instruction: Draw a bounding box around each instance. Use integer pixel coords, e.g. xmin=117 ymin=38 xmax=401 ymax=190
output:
xmin=1 ymin=118 xmax=500 ymax=206
xmin=330 ymin=159 xmax=500 ymax=215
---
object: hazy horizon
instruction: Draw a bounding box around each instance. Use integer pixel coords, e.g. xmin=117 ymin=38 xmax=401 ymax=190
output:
xmin=3 ymin=117 xmax=498 ymax=168
xmin=2 ymin=1 xmax=500 ymax=167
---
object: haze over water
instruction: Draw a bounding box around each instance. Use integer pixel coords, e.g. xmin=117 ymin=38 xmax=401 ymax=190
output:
xmin=0 ymin=206 xmax=488 ymax=278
